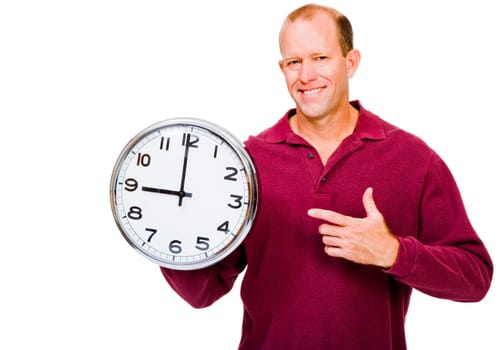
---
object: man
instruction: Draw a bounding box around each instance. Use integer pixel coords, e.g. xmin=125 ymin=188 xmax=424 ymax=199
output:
xmin=161 ymin=4 xmax=493 ymax=349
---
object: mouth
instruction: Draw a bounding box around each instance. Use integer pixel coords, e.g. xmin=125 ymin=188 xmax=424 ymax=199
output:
xmin=300 ymin=87 xmax=323 ymax=95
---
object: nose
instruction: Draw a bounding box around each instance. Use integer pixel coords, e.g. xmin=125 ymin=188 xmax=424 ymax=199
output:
xmin=298 ymin=60 xmax=318 ymax=83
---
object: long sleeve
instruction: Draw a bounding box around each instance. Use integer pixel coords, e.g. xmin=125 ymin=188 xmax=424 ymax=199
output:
xmin=160 ymin=247 xmax=246 ymax=308
xmin=156 ymin=104 xmax=494 ymax=349
xmin=386 ymin=153 xmax=493 ymax=301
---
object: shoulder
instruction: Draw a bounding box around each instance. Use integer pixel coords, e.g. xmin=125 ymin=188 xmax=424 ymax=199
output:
xmin=383 ymin=118 xmax=431 ymax=151
xmin=244 ymin=109 xmax=294 ymax=148
xmin=355 ymin=101 xmax=441 ymax=171
xmin=357 ymin=101 xmax=432 ymax=153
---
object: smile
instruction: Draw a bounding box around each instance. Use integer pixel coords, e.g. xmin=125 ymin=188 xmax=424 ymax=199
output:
xmin=302 ymin=87 xmax=323 ymax=95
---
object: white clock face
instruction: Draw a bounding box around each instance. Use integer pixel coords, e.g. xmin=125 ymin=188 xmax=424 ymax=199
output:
xmin=110 ymin=119 xmax=257 ymax=270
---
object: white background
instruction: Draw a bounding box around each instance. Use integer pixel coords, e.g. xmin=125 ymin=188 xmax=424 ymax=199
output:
xmin=1 ymin=0 xmax=500 ymax=349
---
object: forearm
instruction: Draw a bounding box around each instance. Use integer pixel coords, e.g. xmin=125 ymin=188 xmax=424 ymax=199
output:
xmin=384 ymin=153 xmax=493 ymax=301
xmin=386 ymin=236 xmax=493 ymax=302
xmin=160 ymin=249 xmax=246 ymax=308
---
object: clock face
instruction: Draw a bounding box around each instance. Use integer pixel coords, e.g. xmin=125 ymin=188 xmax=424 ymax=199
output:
xmin=110 ymin=118 xmax=257 ymax=270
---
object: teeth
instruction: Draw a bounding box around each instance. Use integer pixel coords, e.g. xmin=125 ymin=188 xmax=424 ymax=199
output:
xmin=303 ymin=88 xmax=322 ymax=95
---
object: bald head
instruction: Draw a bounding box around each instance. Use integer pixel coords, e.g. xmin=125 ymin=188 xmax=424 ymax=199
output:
xmin=279 ymin=4 xmax=354 ymax=57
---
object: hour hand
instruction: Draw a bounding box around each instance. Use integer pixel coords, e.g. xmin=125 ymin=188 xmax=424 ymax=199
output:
xmin=141 ymin=186 xmax=192 ymax=198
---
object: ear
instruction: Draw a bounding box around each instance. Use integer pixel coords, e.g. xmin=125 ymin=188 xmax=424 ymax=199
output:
xmin=278 ymin=59 xmax=286 ymax=73
xmin=345 ymin=49 xmax=361 ymax=78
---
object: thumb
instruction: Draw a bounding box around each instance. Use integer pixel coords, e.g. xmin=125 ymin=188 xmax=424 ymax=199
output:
xmin=362 ymin=187 xmax=380 ymax=217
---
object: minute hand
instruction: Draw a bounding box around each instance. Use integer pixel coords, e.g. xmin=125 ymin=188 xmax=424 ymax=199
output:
xmin=178 ymin=133 xmax=191 ymax=206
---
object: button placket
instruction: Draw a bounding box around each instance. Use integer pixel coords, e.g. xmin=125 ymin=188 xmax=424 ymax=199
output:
xmin=302 ymin=149 xmax=324 ymax=194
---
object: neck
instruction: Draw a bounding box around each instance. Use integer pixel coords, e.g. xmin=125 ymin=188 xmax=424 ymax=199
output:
xmin=290 ymin=103 xmax=359 ymax=164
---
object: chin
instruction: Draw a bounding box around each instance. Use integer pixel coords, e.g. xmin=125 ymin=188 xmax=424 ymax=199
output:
xmin=297 ymin=105 xmax=328 ymax=120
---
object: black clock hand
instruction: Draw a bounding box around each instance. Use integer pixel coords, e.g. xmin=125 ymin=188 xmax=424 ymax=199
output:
xmin=141 ymin=186 xmax=192 ymax=198
xmin=178 ymin=133 xmax=191 ymax=206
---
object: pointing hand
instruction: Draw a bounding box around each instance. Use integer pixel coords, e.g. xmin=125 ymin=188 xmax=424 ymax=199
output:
xmin=308 ymin=187 xmax=399 ymax=268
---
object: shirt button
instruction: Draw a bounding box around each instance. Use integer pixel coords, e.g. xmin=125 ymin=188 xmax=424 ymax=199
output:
xmin=307 ymin=153 xmax=314 ymax=160
xmin=321 ymin=176 xmax=327 ymax=182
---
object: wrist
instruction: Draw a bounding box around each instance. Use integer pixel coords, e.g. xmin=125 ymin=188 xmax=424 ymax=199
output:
xmin=381 ymin=236 xmax=400 ymax=269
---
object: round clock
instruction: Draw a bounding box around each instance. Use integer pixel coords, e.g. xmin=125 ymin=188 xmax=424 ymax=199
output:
xmin=110 ymin=118 xmax=258 ymax=270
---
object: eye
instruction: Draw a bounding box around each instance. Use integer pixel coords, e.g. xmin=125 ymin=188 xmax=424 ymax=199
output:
xmin=286 ymin=58 xmax=301 ymax=67
xmin=314 ymin=55 xmax=328 ymax=62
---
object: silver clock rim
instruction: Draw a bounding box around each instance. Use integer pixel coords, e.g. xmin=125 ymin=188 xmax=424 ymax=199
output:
xmin=109 ymin=117 xmax=258 ymax=270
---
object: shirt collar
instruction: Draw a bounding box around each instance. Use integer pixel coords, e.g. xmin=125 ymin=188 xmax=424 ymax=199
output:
xmin=260 ymin=100 xmax=386 ymax=144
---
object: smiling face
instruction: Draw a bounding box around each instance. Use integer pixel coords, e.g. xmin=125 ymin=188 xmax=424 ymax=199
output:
xmin=279 ymin=11 xmax=359 ymax=121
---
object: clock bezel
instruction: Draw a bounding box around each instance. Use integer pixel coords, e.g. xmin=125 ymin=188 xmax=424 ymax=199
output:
xmin=110 ymin=118 xmax=258 ymax=270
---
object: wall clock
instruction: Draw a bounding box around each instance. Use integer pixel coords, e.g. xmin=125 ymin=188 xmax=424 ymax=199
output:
xmin=110 ymin=118 xmax=258 ymax=270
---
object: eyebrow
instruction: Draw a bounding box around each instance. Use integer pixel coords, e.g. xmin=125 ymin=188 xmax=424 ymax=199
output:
xmin=282 ymin=53 xmax=328 ymax=61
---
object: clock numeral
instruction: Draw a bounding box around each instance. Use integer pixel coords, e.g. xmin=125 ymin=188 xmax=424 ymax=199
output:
xmin=146 ymin=228 xmax=157 ymax=242
xmin=127 ymin=206 xmax=143 ymax=220
xmin=169 ymin=240 xmax=182 ymax=254
xmin=136 ymin=153 xmax=151 ymax=167
xmin=224 ymin=167 xmax=238 ymax=181
xmin=228 ymin=194 xmax=243 ymax=209
xmin=217 ymin=221 xmax=230 ymax=233
xmin=181 ymin=133 xmax=199 ymax=148
xmin=160 ymin=136 xmax=170 ymax=151
xmin=213 ymin=145 xmax=218 ymax=158
xmin=124 ymin=178 xmax=138 ymax=191
xmin=167 ymin=237 xmax=211 ymax=255
xmin=195 ymin=236 xmax=210 ymax=251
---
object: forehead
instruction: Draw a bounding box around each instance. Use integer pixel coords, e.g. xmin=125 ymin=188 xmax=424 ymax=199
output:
xmin=280 ymin=12 xmax=339 ymax=56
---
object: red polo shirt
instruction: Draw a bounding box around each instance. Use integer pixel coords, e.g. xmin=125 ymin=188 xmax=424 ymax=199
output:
xmin=161 ymin=101 xmax=492 ymax=350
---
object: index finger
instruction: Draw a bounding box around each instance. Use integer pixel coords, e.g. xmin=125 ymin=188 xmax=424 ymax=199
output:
xmin=307 ymin=208 xmax=350 ymax=226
